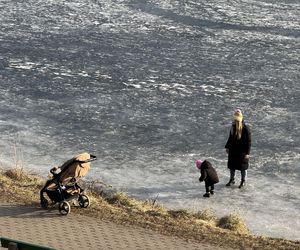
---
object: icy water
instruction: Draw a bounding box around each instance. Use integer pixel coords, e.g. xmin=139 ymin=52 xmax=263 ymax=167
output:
xmin=0 ymin=0 xmax=299 ymax=241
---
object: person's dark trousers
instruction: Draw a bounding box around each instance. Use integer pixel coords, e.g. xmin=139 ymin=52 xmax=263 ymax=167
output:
xmin=205 ymin=183 xmax=214 ymax=193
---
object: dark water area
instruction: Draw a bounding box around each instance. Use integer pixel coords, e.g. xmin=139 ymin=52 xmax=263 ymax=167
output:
xmin=0 ymin=0 xmax=299 ymax=240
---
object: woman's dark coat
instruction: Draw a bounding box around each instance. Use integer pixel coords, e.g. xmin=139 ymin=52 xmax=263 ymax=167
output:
xmin=225 ymin=123 xmax=251 ymax=171
xmin=199 ymin=160 xmax=219 ymax=185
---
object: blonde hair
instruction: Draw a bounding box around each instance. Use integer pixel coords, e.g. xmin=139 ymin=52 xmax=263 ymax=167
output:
xmin=234 ymin=120 xmax=243 ymax=139
xmin=233 ymin=110 xmax=243 ymax=139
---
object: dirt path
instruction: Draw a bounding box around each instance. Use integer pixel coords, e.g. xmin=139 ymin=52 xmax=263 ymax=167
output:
xmin=0 ymin=203 xmax=225 ymax=250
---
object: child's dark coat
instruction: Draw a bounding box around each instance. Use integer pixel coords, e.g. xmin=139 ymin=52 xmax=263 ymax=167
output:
xmin=199 ymin=160 xmax=219 ymax=185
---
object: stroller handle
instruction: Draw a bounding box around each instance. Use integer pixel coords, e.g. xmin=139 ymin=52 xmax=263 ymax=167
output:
xmin=49 ymin=167 xmax=59 ymax=178
xmin=90 ymin=154 xmax=97 ymax=160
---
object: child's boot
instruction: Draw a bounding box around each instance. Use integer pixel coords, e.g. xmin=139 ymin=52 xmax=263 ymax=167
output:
xmin=210 ymin=190 xmax=214 ymax=195
xmin=203 ymin=192 xmax=210 ymax=198
xmin=226 ymin=178 xmax=235 ymax=187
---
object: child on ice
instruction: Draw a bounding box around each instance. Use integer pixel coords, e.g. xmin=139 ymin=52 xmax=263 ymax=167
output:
xmin=196 ymin=159 xmax=219 ymax=197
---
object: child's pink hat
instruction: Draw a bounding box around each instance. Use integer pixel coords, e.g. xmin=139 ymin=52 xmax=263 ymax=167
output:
xmin=195 ymin=160 xmax=203 ymax=169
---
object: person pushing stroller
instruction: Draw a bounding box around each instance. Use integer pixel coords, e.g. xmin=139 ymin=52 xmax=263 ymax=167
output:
xmin=196 ymin=159 xmax=219 ymax=197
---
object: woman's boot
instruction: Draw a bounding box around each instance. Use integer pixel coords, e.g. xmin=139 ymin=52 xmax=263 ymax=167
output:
xmin=239 ymin=180 xmax=245 ymax=188
xmin=203 ymin=192 xmax=210 ymax=198
xmin=226 ymin=178 xmax=235 ymax=186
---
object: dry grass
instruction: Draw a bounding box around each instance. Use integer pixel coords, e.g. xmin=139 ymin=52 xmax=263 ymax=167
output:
xmin=217 ymin=214 xmax=249 ymax=234
xmin=194 ymin=209 xmax=218 ymax=225
xmin=4 ymin=167 xmax=28 ymax=181
xmin=0 ymin=168 xmax=44 ymax=205
xmin=0 ymin=168 xmax=299 ymax=250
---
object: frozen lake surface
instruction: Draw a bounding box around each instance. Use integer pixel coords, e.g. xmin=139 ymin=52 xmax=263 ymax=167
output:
xmin=0 ymin=0 xmax=299 ymax=240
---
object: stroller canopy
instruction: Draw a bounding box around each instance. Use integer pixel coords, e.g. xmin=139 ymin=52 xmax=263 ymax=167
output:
xmin=58 ymin=152 xmax=95 ymax=183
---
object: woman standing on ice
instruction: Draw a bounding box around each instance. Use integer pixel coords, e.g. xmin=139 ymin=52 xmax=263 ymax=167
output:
xmin=225 ymin=109 xmax=251 ymax=188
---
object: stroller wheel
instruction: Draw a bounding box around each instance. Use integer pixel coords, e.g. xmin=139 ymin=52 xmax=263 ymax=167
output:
xmin=59 ymin=201 xmax=71 ymax=215
xmin=78 ymin=194 xmax=90 ymax=208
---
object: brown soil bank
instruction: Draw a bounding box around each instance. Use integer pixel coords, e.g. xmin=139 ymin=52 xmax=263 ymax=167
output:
xmin=0 ymin=168 xmax=299 ymax=250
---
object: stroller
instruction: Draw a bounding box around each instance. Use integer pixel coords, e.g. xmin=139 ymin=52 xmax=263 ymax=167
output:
xmin=40 ymin=152 xmax=96 ymax=215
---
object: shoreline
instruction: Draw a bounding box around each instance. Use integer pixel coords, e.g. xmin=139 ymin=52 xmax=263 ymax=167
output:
xmin=0 ymin=167 xmax=299 ymax=250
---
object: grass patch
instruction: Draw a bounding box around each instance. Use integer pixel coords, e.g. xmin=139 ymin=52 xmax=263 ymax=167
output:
xmin=168 ymin=209 xmax=191 ymax=219
xmin=218 ymin=214 xmax=249 ymax=234
xmin=106 ymin=191 xmax=138 ymax=207
xmin=194 ymin=208 xmax=217 ymax=225
xmin=4 ymin=168 xmax=28 ymax=181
